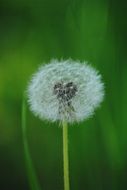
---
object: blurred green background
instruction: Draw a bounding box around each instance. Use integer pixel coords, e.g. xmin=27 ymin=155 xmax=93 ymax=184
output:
xmin=0 ymin=0 xmax=127 ymax=189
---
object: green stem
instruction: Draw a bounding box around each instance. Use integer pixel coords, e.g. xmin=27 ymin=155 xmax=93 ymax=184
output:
xmin=22 ymin=95 xmax=41 ymax=190
xmin=62 ymin=121 xmax=70 ymax=190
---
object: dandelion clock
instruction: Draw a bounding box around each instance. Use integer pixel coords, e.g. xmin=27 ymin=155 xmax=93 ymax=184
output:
xmin=26 ymin=59 xmax=104 ymax=190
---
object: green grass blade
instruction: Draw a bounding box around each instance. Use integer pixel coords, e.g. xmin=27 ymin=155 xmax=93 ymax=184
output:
xmin=22 ymin=95 xmax=42 ymax=190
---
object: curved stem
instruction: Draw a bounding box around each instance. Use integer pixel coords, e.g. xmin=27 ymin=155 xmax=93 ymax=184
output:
xmin=62 ymin=121 xmax=70 ymax=190
xmin=22 ymin=95 xmax=41 ymax=190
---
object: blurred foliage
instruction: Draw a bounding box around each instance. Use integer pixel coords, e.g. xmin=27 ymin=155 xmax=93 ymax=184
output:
xmin=0 ymin=0 xmax=127 ymax=189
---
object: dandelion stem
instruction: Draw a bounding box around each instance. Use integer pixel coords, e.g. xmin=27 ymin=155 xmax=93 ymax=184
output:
xmin=22 ymin=95 xmax=41 ymax=190
xmin=62 ymin=121 xmax=70 ymax=190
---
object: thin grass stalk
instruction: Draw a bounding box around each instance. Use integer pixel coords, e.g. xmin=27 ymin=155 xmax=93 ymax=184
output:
xmin=22 ymin=95 xmax=41 ymax=190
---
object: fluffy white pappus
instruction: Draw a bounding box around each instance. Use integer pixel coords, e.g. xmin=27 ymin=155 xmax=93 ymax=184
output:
xmin=27 ymin=59 xmax=104 ymax=123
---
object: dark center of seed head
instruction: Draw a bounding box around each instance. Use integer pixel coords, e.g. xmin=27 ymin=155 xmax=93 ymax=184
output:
xmin=53 ymin=81 xmax=77 ymax=102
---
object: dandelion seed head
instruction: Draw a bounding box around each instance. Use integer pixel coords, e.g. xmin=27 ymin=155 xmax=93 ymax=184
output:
xmin=27 ymin=59 xmax=104 ymax=123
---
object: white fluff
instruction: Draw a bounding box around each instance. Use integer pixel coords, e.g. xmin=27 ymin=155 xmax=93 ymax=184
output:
xmin=27 ymin=59 xmax=104 ymax=123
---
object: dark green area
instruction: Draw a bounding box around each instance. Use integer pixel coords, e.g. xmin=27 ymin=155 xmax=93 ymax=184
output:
xmin=0 ymin=0 xmax=127 ymax=189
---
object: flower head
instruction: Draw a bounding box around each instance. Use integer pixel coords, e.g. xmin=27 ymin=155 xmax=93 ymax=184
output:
xmin=27 ymin=59 xmax=104 ymax=123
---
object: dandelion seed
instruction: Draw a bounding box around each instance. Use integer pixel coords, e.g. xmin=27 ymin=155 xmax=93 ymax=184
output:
xmin=27 ymin=59 xmax=104 ymax=123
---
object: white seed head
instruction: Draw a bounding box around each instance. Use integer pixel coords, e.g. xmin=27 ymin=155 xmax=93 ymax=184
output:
xmin=27 ymin=59 xmax=104 ymax=123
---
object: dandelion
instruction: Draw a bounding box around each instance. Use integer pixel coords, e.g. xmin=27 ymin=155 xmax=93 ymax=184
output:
xmin=27 ymin=59 xmax=104 ymax=190
xmin=27 ymin=59 xmax=104 ymax=123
